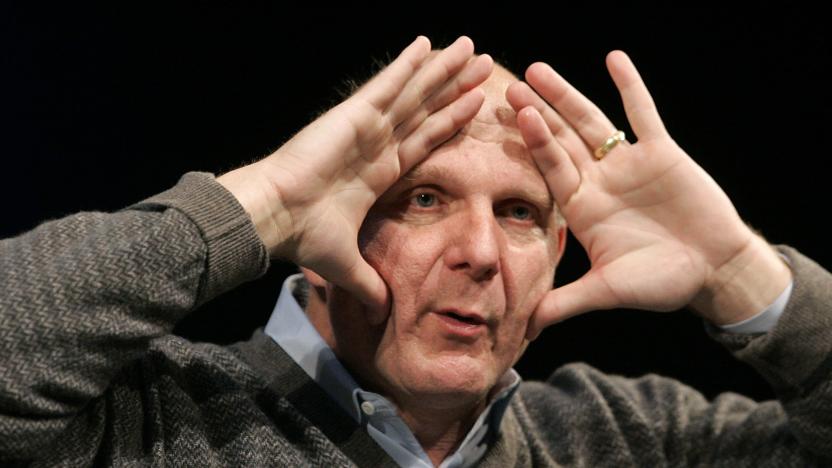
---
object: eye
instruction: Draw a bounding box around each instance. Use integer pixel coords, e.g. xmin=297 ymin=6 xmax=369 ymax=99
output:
xmin=413 ymin=193 xmax=436 ymax=208
xmin=509 ymin=205 xmax=531 ymax=220
xmin=497 ymin=201 xmax=539 ymax=226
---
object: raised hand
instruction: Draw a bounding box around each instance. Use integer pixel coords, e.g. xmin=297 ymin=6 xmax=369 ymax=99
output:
xmin=219 ymin=36 xmax=493 ymax=320
xmin=507 ymin=51 xmax=789 ymax=339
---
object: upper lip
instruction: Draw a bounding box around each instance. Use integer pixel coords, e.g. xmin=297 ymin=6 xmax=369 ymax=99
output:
xmin=436 ymin=308 xmax=488 ymax=325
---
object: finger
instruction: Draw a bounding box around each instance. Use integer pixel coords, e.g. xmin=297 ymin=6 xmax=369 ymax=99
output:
xmin=605 ymin=50 xmax=668 ymax=141
xmin=386 ymin=36 xmax=476 ymax=125
xmin=397 ymin=87 xmax=485 ymax=172
xmin=393 ymin=53 xmax=493 ymax=140
xmin=516 ymin=106 xmax=580 ymax=207
xmin=506 ymin=80 xmax=571 ymax=136
xmin=355 ymin=36 xmax=432 ymax=111
xmin=526 ymin=273 xmax=618 ymax=340
xmin=506 ymin=80 xmax=594 ymax=168
xmin=525 ymin=62 xmax=618 ymax=150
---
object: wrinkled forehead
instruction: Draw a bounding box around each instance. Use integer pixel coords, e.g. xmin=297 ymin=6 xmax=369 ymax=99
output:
xmin=425 ymin=64 xmax=541 ymax=180
xmin=424 ymin=63 xmax=531 ymax=164
xmin=393 ymin=64 xmax=554 ymax=214
xmin=463 ymin=64 xmax=523 ymax=142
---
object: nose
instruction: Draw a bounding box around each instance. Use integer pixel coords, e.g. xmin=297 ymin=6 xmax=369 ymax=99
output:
xmin=444 ymin=205 xmax=501 ymax=282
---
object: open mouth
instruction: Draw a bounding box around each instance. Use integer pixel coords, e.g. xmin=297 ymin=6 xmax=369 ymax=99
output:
xmin=434 ymin=310 xmax=488 ymax=338
xmin=435 ymin=308 xmax=487 ymax=328
xmin=442 ymin=311 xmax=484 ymax=326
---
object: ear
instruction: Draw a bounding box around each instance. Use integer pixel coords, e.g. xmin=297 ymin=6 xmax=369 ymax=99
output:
xmin=300 ymin=267 xmax=327 ymax=288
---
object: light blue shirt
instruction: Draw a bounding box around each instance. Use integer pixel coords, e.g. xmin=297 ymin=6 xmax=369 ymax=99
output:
xmin=264 ymin=273 xmax=792 ymax=467
xmin=264 ymin=274 xmax=519 ymax=468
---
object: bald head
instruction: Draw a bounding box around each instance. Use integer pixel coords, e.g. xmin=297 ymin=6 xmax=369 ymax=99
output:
xmin=461 ymin=63 xmax=521 ymax=139
xmin=474 ymin=63 xmax=521 ymax=117
xmin=432 ymin=59 xmax=565 ymax=225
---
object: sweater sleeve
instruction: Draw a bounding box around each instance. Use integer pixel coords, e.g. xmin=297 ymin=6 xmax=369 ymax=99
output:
xmin=697 ymin=244 xmax=832 ymax=462
xmin=0 ymin=172 xmax=269 ymax=459
xmin=516 ymin=245 xmax=831 ymax=466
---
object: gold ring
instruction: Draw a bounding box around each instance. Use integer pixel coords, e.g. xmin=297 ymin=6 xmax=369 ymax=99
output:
xmin=594 ymin=130 xmax=626 ymax=160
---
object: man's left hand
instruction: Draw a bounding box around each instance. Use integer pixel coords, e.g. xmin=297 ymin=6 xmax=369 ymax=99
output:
xmin=507 ymin=51 xmax=791 ymax=339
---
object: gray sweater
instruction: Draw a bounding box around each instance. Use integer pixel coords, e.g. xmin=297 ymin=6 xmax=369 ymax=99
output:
xmin=1 ymin=172 xmax=830 ymax=467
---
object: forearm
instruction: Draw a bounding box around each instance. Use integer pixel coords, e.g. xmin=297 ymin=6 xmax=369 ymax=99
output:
xmin=0 ymin=172 xmax=268 ymax=456
xmin=563 ymin=248 xmax=832 ymax=464
xmin=702 ymin=245 xmax=832 ymax=460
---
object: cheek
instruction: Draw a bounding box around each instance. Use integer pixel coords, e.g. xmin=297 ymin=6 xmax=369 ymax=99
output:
xmin=504 ymin=241 xmax=558 ymax=313
xmin=360 ymin=221 xmax=446 ymax=304
xmin=493 ymin=242 xmax=557 ymax=355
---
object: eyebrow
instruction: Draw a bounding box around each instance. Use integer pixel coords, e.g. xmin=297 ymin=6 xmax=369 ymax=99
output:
xmin=401 ymin=164 xmax=554 ymax=212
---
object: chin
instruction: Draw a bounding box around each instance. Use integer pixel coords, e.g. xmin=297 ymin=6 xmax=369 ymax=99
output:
xmin=381 ymin=352 xmax=498 ymax=407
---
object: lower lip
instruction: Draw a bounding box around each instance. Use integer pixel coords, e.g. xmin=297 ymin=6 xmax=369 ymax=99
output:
xmin=433 ymin=313 xmax=487 ymax=338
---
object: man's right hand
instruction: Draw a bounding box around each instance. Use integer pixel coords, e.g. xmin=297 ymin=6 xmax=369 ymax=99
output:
xmin=218 ymin=36 xmax=492 ymax=319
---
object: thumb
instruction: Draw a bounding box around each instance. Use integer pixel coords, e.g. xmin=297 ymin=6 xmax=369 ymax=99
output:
xmin=337 ymin=256 xmax=391 ymax=326
xmin=526 ymin=272 xmax=617 ymax=340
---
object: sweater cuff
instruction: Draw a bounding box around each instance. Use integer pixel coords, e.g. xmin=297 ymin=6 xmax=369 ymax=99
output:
xmin=704 ymin=245 xmax=832 ymax=396
xmin=128 ymin=172 xmax=269 ymax=304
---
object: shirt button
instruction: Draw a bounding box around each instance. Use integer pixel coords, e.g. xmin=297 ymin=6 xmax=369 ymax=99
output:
xmin=360 ymin=401 xmax=376 ymax=416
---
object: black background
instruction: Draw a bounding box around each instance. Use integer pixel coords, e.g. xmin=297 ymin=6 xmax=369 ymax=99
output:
xmin=3 ymin=4 xmax=830 ymax=402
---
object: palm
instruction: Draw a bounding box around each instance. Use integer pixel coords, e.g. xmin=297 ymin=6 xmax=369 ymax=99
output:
xmin=564 ymin=140 xmax=723 ymax=310
xmin=509 ymin=52 xmax=754 ymax=337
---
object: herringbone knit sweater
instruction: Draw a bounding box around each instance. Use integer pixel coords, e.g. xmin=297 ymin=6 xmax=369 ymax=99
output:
xmin=1 ymin=172 xmax=830 ymax=467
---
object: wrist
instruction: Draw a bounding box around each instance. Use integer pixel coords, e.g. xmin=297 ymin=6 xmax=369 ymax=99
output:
xmin=690 ymin=233 xmax=792 ymax=326
xmin=216 ymin=161 xmax=293 ymax=258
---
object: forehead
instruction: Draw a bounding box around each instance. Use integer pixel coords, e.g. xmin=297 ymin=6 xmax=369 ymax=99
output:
xmin=396 ymin=65 xmax=551 ymax=209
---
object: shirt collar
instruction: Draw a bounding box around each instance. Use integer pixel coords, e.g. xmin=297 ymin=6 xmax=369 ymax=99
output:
xmin=264 ymin=273 xmax=365 ymax=421
xmin=264 ymin=274 xmax=521 ymax=468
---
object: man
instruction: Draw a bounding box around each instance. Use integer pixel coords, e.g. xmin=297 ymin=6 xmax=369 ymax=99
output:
xmin=1 ymin=36 xmax=829 ymax=466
